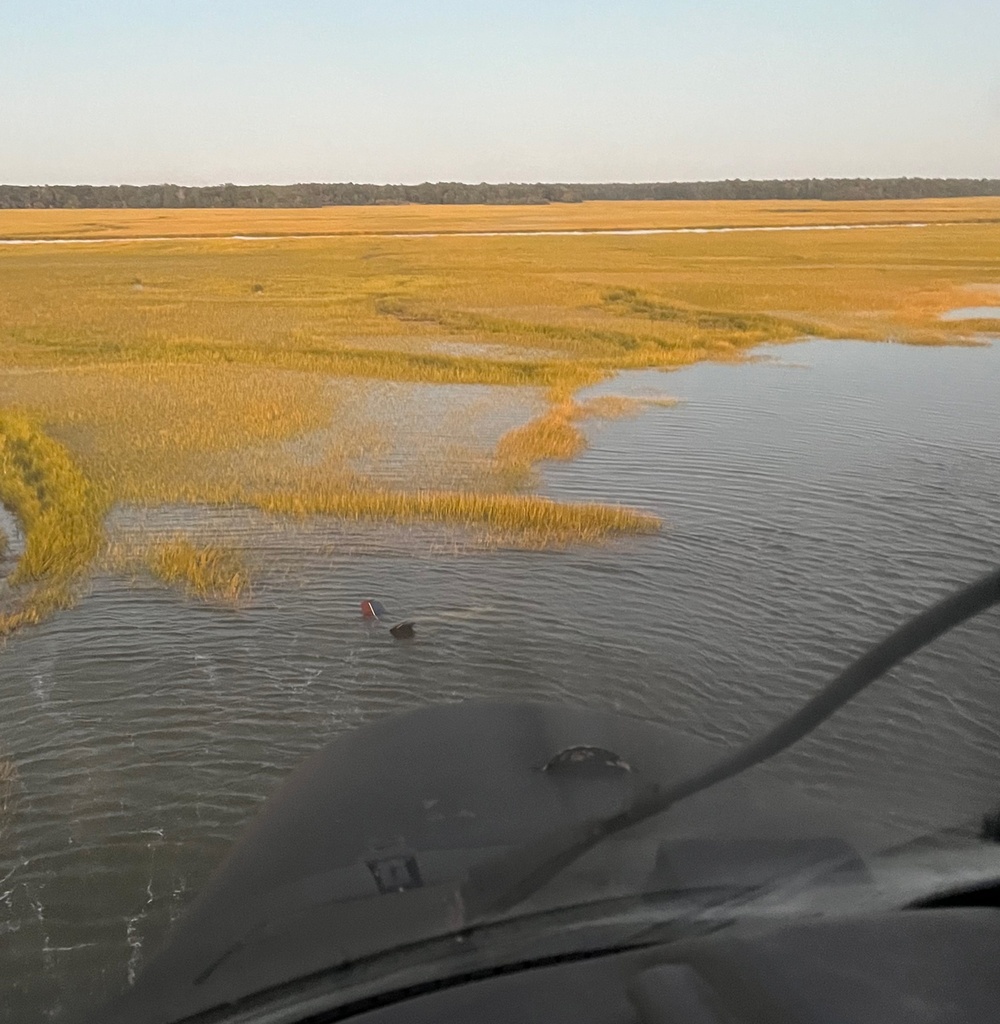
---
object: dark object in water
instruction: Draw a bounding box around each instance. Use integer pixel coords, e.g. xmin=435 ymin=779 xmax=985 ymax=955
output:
xmin=361 ymin=599 xmax=413 ymax=637
xmin=360 ymin=599 xmax=387 ymax=621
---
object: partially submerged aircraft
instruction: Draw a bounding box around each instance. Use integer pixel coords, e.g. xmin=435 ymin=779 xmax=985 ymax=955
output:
xmin=90 ymin=568 xmax=1000 ymax=1024
xmin=361 ymin=599 xmax=416 ymax=639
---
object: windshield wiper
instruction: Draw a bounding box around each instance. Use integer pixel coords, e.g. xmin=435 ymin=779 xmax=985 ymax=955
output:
xmin=462 ymin=566 xmax=1000 ymax=920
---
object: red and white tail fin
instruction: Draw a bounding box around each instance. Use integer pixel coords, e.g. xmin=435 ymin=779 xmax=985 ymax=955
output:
xmin=360 ymin=599 xmax=387 ymax=620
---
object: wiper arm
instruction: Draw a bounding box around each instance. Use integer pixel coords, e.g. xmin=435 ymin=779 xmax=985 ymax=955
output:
xmin=462 ymin=566 xmax=1000 ymax=920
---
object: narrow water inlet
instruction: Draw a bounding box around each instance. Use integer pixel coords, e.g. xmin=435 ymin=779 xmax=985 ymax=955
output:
xmin=0 ymin=220 xmax=937 ymax=245
xmin=939 ymin=306 xmax=1000 ymax=321
xmin=0 ymin=502 xmax=26 ymax=588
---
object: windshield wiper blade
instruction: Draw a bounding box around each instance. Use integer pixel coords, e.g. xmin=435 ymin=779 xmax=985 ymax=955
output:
xmin=462 ymin=565 xmax=1000 ymax=921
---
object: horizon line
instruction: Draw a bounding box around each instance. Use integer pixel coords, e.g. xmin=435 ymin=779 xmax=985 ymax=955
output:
xmin=6 ymin=175 xmax=1000 ymax=189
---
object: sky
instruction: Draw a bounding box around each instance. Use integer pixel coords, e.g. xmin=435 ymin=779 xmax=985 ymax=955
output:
xmin=2 ymin=0 xmax=998 ymax=185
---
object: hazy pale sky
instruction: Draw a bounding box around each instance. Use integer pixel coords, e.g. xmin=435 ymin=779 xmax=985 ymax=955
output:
xmin=2 ymin=0 xmax=998 ymax=185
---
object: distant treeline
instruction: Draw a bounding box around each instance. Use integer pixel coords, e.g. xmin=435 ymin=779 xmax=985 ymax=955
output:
xmin=3 ymin=178 xmax=1000 ymax=209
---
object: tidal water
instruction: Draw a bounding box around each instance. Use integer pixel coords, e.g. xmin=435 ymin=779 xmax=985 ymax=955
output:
xmin=1 ymin=338 xmax=998 ymax=1021
xmin=0 ymin=221 xmax=933 ymax=246
xmin=939 ymin=305 xmax=1000 ymax=321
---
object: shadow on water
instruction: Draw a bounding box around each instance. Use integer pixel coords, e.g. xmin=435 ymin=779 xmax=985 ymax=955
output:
xmin=1 ymin=339 xmax=999 ymax=1019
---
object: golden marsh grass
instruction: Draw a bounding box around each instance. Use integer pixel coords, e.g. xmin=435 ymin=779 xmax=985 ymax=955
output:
xmin=3 ymin=197 xmax=1000 ymax=240
xmin=0 ymin=413 xmax=104 ymax=636
xmin=3 ymin=201 xmax=999 ymax=631
xmin=104 ymin=537 xmax=251 ymax=603
xmin=249 ymin=487 xmax=659 ymax=548
xmin=495 ymin=403 xmax=588 ymax=476
xmin=0 ymin=364 xmax=332 ymax=501
xmin=147 ymin=539 xmax=250 ymax=603
xmin=495 ymin=394 xmax=685 ymax=479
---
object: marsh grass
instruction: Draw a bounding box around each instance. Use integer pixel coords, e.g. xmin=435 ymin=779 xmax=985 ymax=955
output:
xmin=494 ymin=394 xmax=679 ymax=479
xmin=576 ymin=395 xmax=679 ymax=417
xmin=0 ymin=413 xmax=104 ymax=636
xmin=3 ymin=197 xmax=1000 ymax=240
xmin=147 ymin=539 xmax=250 ymax=602
xmin=2 ymin=202 xmax=998 ymax=631
xmin=105 ymin=537 xmax=250 ymax=602
xmin=249 ymin=486 xmax=658 ymax=547
xmin=601 ymin=287 xmax=814 ymax=342
xmin=495 ymin=403 xmax=588 ymax=475
xmin=0 ymin=364 xmax=333 ymax=500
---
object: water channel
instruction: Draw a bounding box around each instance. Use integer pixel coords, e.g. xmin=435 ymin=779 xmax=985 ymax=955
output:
xmin=1 ymin=337 xmax=998 ymax=1020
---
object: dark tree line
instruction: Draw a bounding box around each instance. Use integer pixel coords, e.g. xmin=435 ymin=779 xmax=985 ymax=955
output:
xmin=2 ymin=178 xmax=1000 ymax=209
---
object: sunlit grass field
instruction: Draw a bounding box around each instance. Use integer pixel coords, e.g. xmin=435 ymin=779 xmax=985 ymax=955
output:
xmin=3 ymin=196 xmax=1000 ymax=239
xmin=2 ymin=200 xmax=999 ymax=631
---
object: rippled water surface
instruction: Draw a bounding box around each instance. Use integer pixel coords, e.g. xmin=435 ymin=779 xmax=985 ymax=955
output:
xmin=2 ymin=339 xmax=999 ymax=1020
